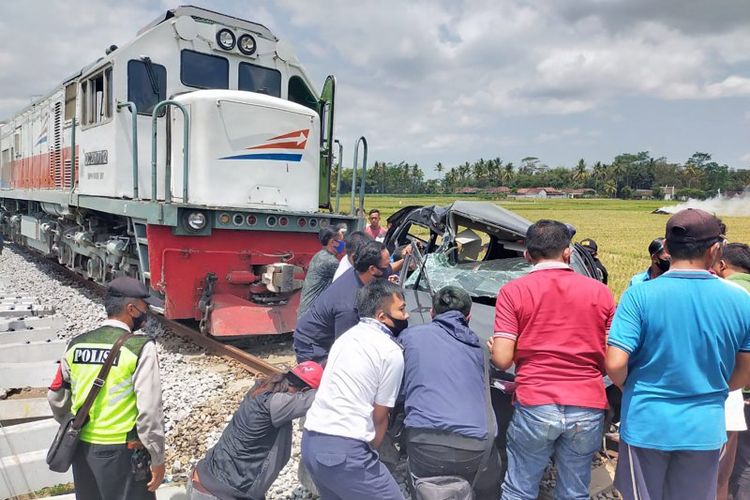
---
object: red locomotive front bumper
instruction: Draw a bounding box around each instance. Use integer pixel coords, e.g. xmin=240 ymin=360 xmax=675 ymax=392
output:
xmin=146 ymin=225 xmax=318 ymax=336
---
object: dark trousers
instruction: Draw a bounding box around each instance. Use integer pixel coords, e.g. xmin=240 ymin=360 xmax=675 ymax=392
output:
xmin=407 ymin=430 xmax=501 ymax=500
xmin=730 ymin=405 xmax=750 ymax=500
xmin=615 ymin=442 xmax=720 ymax=500
xmin=301 ymin=430 xmax=403 ymax=500
xmin=72 ymin=442 xmax=155 ymax=500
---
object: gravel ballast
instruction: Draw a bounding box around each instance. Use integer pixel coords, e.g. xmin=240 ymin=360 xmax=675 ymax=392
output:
xmin=0 ymin=245 xmax=619 ymax=499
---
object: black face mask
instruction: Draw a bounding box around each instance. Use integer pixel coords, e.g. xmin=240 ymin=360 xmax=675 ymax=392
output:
xmin=384 ymin=314 xmax=409 ymax=336
xmin=131 ymin=306 xmax=148 ymax=331
xmin=655 ymin=258 xmax=671 ymax=273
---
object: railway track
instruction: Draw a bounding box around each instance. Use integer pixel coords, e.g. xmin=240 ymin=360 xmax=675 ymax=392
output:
xmin=6 ymin=243 xmax=284 ymax=377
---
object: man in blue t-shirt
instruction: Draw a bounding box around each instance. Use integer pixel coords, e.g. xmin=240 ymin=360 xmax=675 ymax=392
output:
xmin=607 ymin=209 xmax=750 ymax=500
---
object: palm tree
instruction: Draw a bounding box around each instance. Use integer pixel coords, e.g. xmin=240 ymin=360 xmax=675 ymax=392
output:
xmin=604 ymin=180 xmax=617 ymax=198
xmin=501 ymin=163 xmax=515 ymax=186
xmin=573 ymin=159 xmax=588 ymax=185
xmin=435 ymin=162 xmax=444 ymax=175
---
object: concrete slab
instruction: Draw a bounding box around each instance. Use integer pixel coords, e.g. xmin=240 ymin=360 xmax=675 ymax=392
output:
xmin=0 ymin=316 xmax=63 ymax=334
xmin=0 ymin=304 xmax=54 ymax=318
xmin=37 ymin=484 xmax=187 ymax=499
xmin=0 ymin=418 xmax=58 ymax=456
xmin=0 ymin=360 xmax=58 ymax=388
xmin=0 ymin=449 xmax=73 ymax=499
xmin=0 ymin=397 xmax=53 ymax=422
xmin=0 ymin=340 xmax=66 ymax=363
xmin=0 ymin=327 xmax=62 ymax=345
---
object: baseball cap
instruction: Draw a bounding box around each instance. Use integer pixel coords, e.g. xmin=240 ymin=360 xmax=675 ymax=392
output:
xmin=665 ymin=208 xmax=723 ymax=244
xmin=580 ymin=238 xmax=598 ymax=253
xmin=287 ymin=361 xmax=324 ymax=389
xmin=107 ymin=277 xmax=164 ymax=307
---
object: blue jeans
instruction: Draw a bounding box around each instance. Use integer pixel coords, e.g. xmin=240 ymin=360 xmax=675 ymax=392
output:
xmin=501 ymin=404 xmax=604 ymax=500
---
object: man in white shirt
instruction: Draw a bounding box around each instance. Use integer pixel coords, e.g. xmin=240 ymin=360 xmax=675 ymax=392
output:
xmin=301 ymin=280 xmax=409 ymax=500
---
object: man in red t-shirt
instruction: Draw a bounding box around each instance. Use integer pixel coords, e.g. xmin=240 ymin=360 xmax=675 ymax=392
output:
xmin=364 ymin=209 xmax=387 ymax=241
xmin=488 ymin=219 xmax=615 ymax=500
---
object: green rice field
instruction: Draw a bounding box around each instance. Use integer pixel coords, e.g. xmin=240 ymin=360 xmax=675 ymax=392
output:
xmin=361 ymin=196 xmax=750 ymax=300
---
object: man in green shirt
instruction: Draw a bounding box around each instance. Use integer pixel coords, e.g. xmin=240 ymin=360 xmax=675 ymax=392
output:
xmin=297 ymin=227 xmax=344 ymax=318
xmin=713 ymin=242 xmax=750 ymax=500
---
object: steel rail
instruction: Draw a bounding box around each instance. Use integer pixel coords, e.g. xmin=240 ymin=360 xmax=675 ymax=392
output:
xmin=157 ymin=317 xmax=282 ymax=376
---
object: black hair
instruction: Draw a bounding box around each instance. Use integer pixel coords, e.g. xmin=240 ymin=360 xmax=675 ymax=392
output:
xmin=368 ymin=208 xmax=380 ymax=216
xmin=345 ymin=230 xmax=369 ymax=254
xmin=104 ymin=294 xmax=132 ymax=317
xmin=353 ymin=240 xmax=386 ymax=272
xmin=648 ymin=237 xmax=666 ymax=256
xmin=666 ymin=238 xmax=722 ymax=261
xmin=250 ymin=373 xmax=291 ymax=398
xmin=318 ymin=227 xmax=338 ymax=246
xmin=525 ymin=220 xmax=571 ymax=260
xmin=356 ymin=279 xmax=404 ymax=318
xmin=432 ymin=286 xmax=472 ymax=317
xmin=722 ymin=243 xmax=750 ymax=274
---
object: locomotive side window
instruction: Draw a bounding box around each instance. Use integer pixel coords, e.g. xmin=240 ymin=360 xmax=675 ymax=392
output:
xmin=64 ymin=83 xmax=77 ymax=121
xmin=238 ymin=62 xmax=281 ymax=97
xmin=288 ymin=76 xmax=319 ymax=112
xmin=180 ymin=50 xmax=228 ymax=89
xmin=81 ymin=66 xmax=112 ymax=127
xmin=128 ymin=59 xmax=167 ymax=115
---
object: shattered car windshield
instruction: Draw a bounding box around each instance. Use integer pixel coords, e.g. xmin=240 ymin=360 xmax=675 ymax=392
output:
xmin=405 ymin=252 xmax=531 ymax=299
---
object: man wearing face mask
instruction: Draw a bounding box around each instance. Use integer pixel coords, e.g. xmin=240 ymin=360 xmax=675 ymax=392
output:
xmin=293 ymin=239 xmax=392 ymax=364
xmin=298 ymin=227 xmax=346 ymax=318
xmin=48 ymin=277 xmax=166 ymax=499
xmin=302 ymin=280 xmax=408 ymax=499
xmin=628 ymin=237 xmax=671 ymax=287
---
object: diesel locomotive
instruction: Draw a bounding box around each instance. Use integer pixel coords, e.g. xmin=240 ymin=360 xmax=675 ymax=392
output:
xmin=0 ymin=6 xmax=361 ymax=337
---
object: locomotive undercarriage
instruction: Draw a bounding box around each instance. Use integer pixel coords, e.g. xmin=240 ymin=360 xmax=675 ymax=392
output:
xmin=0 ymin=198 xmax=141 ymax=284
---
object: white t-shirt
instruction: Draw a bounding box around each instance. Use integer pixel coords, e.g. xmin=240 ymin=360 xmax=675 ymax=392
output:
xmin=332 ymin=256 xmax=353 ymax=282
xmin=726 ymin=389 xmax=748 ymax=432
xmin=304 ymin=319 xmax=404 ymax=443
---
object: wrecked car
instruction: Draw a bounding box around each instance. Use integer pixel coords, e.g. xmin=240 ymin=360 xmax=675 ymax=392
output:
xmin=384 ymin=200 xmax=602 ymax=319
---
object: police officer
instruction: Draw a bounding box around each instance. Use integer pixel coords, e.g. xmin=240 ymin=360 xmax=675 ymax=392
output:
xmin=48 ymin=277 xmax=165 ymax=499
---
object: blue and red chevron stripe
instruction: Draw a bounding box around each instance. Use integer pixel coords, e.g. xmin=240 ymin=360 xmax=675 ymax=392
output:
xmin=221 ymin=129 xmax=309 ymax=161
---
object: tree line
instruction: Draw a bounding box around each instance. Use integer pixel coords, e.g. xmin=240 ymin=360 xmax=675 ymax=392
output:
xmin=333 ymin=152 xmax=750 ymax=199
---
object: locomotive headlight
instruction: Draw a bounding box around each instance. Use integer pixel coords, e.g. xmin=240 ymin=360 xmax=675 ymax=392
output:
xmin=216 ymin=29 xmax=236 ymax=50
xmin=237 ymin=34 xmax=257 ymax=55
xmin=187 ymin=211 xmax=207 ymax=230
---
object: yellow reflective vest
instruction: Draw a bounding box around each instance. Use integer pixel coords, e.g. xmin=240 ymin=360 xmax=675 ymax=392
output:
xmin=65 ymin=326 xmax=151 ymax=444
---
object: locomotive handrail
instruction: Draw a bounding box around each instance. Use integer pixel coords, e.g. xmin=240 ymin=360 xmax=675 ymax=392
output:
xmin=117 ymin=101 xmax=139 ymax=200
xmin=351 ymin=136 xmax=368 ymax=216
xmin=151 ymin=100 xmax=190 ymax=204
xmin=334 ymin=139 xmax=343 ymax=212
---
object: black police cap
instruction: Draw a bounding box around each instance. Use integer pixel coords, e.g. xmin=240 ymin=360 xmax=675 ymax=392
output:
xmin=107 ymin=277 xmax=164 ymax=307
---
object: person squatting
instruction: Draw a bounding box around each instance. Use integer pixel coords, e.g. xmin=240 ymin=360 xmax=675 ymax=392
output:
xmin=49 ymin=208 xmax=750 ymax=500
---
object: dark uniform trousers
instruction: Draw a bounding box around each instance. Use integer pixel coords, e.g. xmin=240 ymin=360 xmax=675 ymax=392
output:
xmin=406 ymin=428 xmax=502 ymax=500
xmin=72 ymin=442 xmax=155 ymax=500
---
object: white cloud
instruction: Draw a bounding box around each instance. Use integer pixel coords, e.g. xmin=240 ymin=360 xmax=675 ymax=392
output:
xmin=2 ymin=0 xmax=749 ymax=168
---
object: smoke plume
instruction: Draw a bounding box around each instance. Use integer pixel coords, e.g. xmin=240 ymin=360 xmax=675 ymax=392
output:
xmin=656 ymin=193 xmax=750 ymax=217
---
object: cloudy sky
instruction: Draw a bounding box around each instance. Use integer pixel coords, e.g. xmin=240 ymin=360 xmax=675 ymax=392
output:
xmin=2 ymin=0 xmax=750 ymax=176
